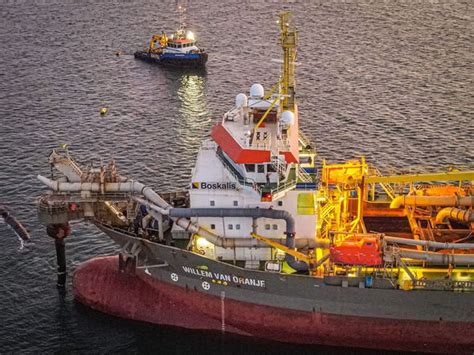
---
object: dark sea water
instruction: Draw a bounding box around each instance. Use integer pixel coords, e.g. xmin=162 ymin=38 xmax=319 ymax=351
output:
xmin=0 ymin=0 xmax=472 ymax=353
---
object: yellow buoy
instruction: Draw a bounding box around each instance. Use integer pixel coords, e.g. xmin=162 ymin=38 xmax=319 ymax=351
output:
xmin=100 ymin=108 xmax=108 ymax=115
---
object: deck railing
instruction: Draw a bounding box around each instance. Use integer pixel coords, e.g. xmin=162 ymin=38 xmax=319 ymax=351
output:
xmin=216 ymin=147 xmax=261 ymax=195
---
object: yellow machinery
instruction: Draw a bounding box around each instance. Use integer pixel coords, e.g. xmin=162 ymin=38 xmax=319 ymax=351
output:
xmin=317 ymin=157 xmax=474 ymax=244
xmin=149 ymin=34 xmax=168 ymax=53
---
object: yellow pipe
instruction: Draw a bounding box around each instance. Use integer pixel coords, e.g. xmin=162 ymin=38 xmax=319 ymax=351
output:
xmin=254 ymin=96 xmax=279 ymax=130
xmin=390 ymin=195 xmax=474 ymax=209
xmin=250 ymin=232 xmax=312 ymax=264
xmin=435 ymin=207 xmax=474 ymax=224
xmin=366 ymin=171 xmax=474 ymax=184
xmin=263 ymin=80 xmax=281 ymax=100
xmin=250 ymin=232 xmax=331 ymax=269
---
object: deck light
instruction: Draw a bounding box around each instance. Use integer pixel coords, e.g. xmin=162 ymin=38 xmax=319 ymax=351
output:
xmin=186 ymin=31 xmax=195 ymax=41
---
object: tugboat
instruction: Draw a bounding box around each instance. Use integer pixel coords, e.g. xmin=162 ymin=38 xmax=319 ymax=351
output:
xmin=37 ymin=12 xmax=474 ymax=353
xmin=134 ymin=6 xmax=207 ymax=68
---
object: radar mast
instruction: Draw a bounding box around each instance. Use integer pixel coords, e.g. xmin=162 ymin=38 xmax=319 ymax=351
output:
xmin=278 ymin=11 xmax=297 ymax=112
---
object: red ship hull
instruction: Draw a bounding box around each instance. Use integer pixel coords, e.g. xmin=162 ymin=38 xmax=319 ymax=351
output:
xmin=73 ymin=256 xmax=474 ymax=353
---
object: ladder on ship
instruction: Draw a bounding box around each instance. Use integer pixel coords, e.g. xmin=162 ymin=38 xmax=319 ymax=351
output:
xmin=373 ymin=168 xmax=396 ymax=200
xmin=417 ymin=215 xmax=437 ymax=242
xmin=298 ymin=130 xmax=312 ymax=149
xmin=271 ymin=155 xmax=287 ymax=177
xmin=317 ymin=203 xmax=335 ymax=239
xmin=296 ymin=166 xmax=313 ymax=183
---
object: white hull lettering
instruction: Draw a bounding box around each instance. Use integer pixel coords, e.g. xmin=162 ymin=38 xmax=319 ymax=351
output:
xmin=200 ymin=182 xmax=236 ymax=190
xmin=182 ymin=266 xmax=265 ymax=288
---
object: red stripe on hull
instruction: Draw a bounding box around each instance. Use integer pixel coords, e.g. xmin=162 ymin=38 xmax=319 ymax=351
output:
xmin=73 ymin=257 xmax=474 ymax=353
xmin=211 ymin=123 xmax=271 ymax=163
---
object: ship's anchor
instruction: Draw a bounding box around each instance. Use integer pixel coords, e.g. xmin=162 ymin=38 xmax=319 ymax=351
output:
xmin=118 ymin=240 xmax=142 ymax=274
xmin=46 ymin=223 xmax=71 ymax=288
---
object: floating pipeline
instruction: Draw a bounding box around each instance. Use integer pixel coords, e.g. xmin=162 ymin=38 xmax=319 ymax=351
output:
xmin=0 ymin=205 xmax=30 ymax=242
xmin=73 ymin=256 xmax=474 ymax=353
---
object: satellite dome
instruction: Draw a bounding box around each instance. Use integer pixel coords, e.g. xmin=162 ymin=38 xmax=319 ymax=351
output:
xmin=250 ymin=84 xmax=264 ymax=98
xmin=235 ymin=93 xmax=248 ymax=108
xmin=280 ymin=111 xmax=295 ymax=128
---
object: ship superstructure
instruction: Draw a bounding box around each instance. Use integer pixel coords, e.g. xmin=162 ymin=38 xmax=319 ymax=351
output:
xmin=188 ymin=13 xmax=317 ymax=266
xmin=36 ymin=12 xmax=474 ymax=352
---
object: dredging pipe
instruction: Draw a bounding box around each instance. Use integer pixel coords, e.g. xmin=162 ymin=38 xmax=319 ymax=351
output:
xmin=435 ymin=207 xmax=474 ymax=224
xmin=46 ymin=223 xmax=71 ymax=287
xmin=390 ymin=195 xmax=474 ymax=209
xmin=384 ymin=236 xmax=474 ymax=250
xmin=393 ymin=247 xmax=474 ymax=265
xmin=0 ymin=206 xmax=30 ymax=242
xmin=37 ymin=176 xmax=323 ymax=271
xmin=169 ymin=208 xmax=310 ymax=271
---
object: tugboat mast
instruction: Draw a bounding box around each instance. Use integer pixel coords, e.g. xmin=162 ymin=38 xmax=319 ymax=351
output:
xmin=177 ymin=1 xmax=187 ymax=32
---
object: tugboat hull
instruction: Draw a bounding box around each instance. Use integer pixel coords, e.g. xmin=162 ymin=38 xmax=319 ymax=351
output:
xmin=134 ymin=51 xmax=208 ymax=68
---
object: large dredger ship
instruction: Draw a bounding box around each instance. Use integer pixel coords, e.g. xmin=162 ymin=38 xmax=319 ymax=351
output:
xmin=37 ymin=12 xmax=473 ymax=353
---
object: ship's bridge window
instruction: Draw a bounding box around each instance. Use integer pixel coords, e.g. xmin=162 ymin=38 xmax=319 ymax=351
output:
xmin=265 ymin=224 xmax=271 ymax=230
xmin=257 ymin=165 xmax=265 ymax=173
xmin=236 ymin=224 xmax=241 ymax=230
xmin=267 ymin=164 xmax=276 ymax=172
xmin=245 ymin=164 xmax=255 ymax=172
xmin=272 ymin=224 xmax=278 ymax=230
xmin=228 ymin=224 xmax=233 ymax=230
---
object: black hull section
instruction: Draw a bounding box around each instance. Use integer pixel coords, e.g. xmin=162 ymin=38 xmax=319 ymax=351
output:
xmin=94 ymin=223 xmax=474 ymax=323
